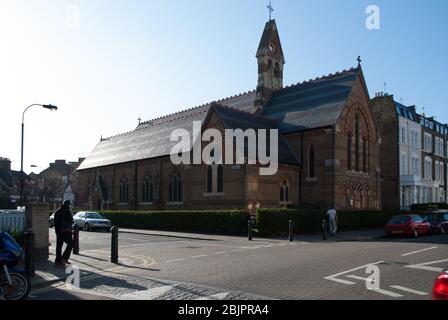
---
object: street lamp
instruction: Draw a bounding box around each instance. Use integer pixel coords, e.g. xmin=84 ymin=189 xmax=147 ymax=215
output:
xmin=20 ymin=104 xmax=58 ymax=205
xmin=31 ymin=165 xmax=46 ymax=203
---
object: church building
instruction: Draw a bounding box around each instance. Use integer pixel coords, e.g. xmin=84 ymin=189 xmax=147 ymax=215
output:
xmin=77 ymin=19 xmax=382 ymax=213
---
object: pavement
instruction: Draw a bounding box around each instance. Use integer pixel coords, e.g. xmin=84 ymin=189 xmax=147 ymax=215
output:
xmin=31 ymin=227 xmax=383 ymax=287
xmin=29 ymin=228 xmax=448 ymax=300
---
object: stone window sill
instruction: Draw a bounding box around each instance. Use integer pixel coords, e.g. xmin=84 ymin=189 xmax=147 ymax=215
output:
xmin=140 ymin=202 xmax=153 ymax=205
xmin=203 ymin=192 xmax=226 ymax=197
xmin=167 ymin=202 xmax=183 ymax=206
xmin=306 ymin=177 xmax=318 ymax=182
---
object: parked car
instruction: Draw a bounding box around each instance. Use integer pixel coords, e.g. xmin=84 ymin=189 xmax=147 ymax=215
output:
xmin=424 ymin=211 xmax=448 ymax=235
xmin=73 ymin=212 xmax=112 ymax=232
xmin=49 ymin=213 xmax=55 ymax=228
xmin=433 ymin=270 xmax=448 ymax=300
xmin=385 ymin=214 xmax=430 ymax=238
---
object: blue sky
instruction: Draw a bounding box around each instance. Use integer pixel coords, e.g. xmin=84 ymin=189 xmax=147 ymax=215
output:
xmin=0 ymin=0 xmax=447 ymax=173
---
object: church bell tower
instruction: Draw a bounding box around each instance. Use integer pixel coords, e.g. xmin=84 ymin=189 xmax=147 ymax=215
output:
xmin=255 ymin=19 xmax=285 ymax=112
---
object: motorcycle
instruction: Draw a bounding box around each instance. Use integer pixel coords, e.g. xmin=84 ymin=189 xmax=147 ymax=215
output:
xmin=0 ymin=232 xmax=31 ymax=300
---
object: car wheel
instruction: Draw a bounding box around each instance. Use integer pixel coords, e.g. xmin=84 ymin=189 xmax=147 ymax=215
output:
xmin=85 ymin=223 xmax=90 ymax=232
xmin=413 ymin=229 xmax=419 ymax=238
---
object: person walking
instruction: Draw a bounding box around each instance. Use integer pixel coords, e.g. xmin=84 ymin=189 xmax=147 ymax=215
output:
xmin=54 ymin=200 xmax=74 ymax=267
xmin=326 ymin=207 xmax=338 ymax=237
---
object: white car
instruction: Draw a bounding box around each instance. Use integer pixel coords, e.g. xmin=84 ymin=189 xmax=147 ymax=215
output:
xmin=73 ymin=212 xmax=112 ymax=232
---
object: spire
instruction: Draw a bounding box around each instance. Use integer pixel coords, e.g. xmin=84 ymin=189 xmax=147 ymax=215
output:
xmin=255 ymin=19 xmax=285 ymax=113
xmin=357 ymin=56 xmax=362 ymax=67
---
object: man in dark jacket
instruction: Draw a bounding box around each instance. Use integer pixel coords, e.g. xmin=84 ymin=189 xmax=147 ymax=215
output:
xmin=54 ymin=200 xmax=74 ymax=267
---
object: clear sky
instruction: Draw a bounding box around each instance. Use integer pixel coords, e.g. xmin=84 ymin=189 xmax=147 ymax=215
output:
xmin=1 ymin=0 xmax=447 ymax=173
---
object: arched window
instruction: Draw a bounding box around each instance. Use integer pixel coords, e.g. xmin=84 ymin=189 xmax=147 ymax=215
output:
xmin=169 ymin=174 xmax=182 ymax=203
xmin=142 ymin=175 xmax=153 ymax=203
xmin=280 ymin=180 xmax=290 ymax=203
xmin=355 ymin=114 xmax=360 ymax=171
xmin=205 ymin=165 xmax=224 ymax=194
xmin=207 ymin=166 xmax=213 ymax=193
xmin=363 ymin=138 xmax=368 ymax=172
xmin=119 ymin=176 xmax=129 ymax=203
xmin=309 ymin=145 xmax=316 ymax=178
xmin=347 ymin=133 xmax=352 ymax=170
xmin=217 ymin=165 xmax=223 ymax=193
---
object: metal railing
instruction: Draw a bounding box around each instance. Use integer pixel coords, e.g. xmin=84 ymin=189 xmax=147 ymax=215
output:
xmin=0 ymin=210 xmax=26 ymax=232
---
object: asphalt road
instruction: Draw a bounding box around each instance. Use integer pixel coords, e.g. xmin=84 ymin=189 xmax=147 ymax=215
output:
xmin=31 ymin=230 xmax=448 ymax=300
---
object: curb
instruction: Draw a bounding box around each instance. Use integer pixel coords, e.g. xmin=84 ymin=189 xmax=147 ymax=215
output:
xmin=119 ymin=229 xmax=222 ymax=241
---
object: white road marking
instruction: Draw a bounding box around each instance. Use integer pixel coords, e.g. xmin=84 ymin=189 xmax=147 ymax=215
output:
xmin=401 ymin=246 xmax=439 ymax=257
xmin=324 ymin=261 xmax=384 ymax=285
xmin=346 ymin=275 xmax=369 ymax=281
xmin=166 ymin=258 xmax=186 ymax=263
xmin=390 ymin=285 xmax=428 ymax=296
xmin=192 ymin=255 xmax=208 ymax=259
xmin=327 ymin=278 xmax=356 ymax=285
xmin=369 ymin=288 xmax=403 ymax=298
xmin=196 ymin=292 xmax=229 ymax=300
xmin=406 ymin=258 xmax=448 ymax=273
xmin=212 ymin=252 xmax=226 ymax=255
xmin=121 ymin=285 xmax=174 ymax=300
xmin=231 ymin=249 xmax=245 ymax=252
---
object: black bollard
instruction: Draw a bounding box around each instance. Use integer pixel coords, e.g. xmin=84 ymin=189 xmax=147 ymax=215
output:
xmin=322 ymin=219 xmax=328 ymax=241
xmin=110 ymin=226 xmax=119 ymax=264
xmin=289 ymin=220 xmax=294 ymax=242
xmin=73 ymin=224 xmax=80 ymax=255
xmin=248 ymin=220 xmax=253 ymax=241
xmin=24 ymin=229 xmax=35 ymax=278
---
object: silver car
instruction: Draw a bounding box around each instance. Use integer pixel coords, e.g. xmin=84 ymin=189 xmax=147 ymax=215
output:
xmin=73 ymin=212 xmax=112 ymax=232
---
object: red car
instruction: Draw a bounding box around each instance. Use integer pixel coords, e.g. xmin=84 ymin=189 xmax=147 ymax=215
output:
xmin=433 ymin=271 xmax=448 ymax=300
xmin=385 ymin=214 xmax=431 ymax=238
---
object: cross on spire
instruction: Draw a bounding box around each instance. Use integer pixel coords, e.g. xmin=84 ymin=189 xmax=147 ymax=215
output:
xmin=267 ymin=2 xmax=274 ymax=21
xmin=138 ymin=117 xmax=142 ymax=125
xmin=357 ymin=56 xmax=362 ymax=66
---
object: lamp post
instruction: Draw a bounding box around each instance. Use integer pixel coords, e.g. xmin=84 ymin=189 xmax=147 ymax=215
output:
xmin=30 ymin=165 xmax=46 ymax=203
xmin=20 ymin=104 xmax=58 ymax=205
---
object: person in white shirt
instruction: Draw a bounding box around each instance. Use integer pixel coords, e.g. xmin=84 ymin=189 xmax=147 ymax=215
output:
xmin=326 ymin=207 xmax=338 ymax=237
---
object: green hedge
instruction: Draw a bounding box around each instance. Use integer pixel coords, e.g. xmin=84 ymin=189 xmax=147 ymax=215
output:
xmin=410 ymin=203 xmax=448 ymax=211
xmin=97 ymin=210 xmax=247 ymax=235
xmin=256 ymin=209 xmax=399 ymax=237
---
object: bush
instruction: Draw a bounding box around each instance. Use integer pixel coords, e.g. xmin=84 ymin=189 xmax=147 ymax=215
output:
xmin=0 ymin=198 xmax=16 ymax=209
xmin=256 ymin=209 xmax=398 ymax=237
xmin=96 ymin=210 xmax=247 ymax=235
xmin=410 ymin=203 xmax=448 ymax=211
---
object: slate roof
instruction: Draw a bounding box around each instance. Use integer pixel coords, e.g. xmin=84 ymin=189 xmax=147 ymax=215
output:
xmin=78 ymin=91 xmax=258 ymax=171
xmin=263 ymin=67 xmax=360 ymax=133
xmin=394 ymin=101 xmax=417 ymax=123
xmin=212 ymin=104 xmax=300 ymax=165
xmin=78 ymin=67 xmax=361 ymax=171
